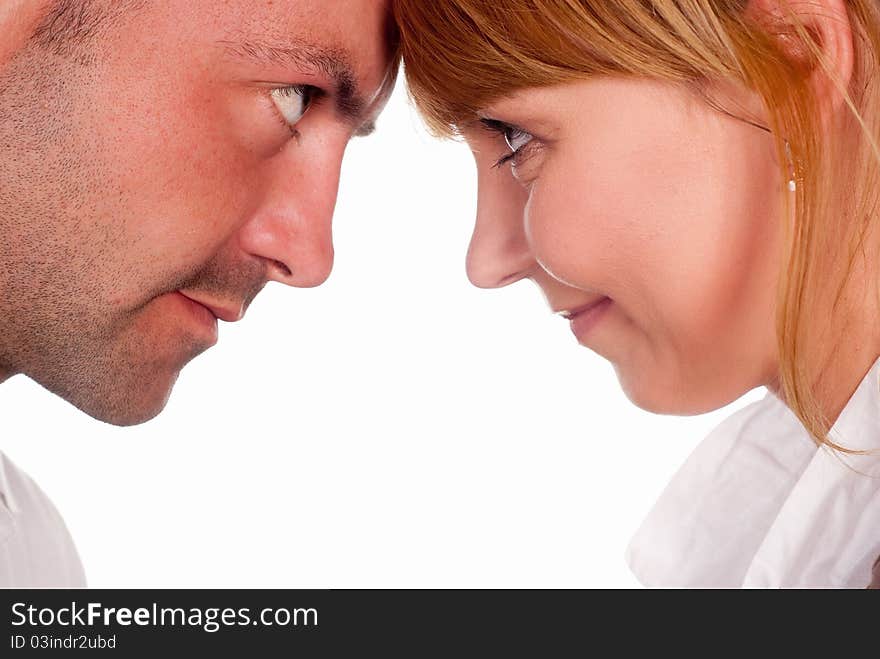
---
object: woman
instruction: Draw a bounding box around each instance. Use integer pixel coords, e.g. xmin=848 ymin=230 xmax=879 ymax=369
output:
xmin=393 ymin=0 xmax=880 ymax=587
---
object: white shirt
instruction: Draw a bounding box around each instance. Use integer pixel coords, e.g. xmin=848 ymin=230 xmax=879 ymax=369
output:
xmin=0 ymin=450 xmax=86 ymax=587
xmin=627 ymin=355 xmax=880 ymax=588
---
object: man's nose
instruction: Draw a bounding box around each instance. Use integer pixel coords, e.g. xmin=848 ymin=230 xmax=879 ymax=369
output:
xmin=465 ymin=166 xmax=534 ymax=289
xmin=237 ymin=140 xmax=345 ymax=288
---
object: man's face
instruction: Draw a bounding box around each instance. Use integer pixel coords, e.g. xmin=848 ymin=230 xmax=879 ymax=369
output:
xmin=0 ymin=0 xmax=396 ymax=424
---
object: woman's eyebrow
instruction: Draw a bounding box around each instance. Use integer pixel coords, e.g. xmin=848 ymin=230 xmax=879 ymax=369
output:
xmin=218 ymin=37 xmax=368 ymax=127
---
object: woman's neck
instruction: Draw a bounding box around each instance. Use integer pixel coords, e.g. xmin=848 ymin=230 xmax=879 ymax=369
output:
xmin=768 ymin=250 xmax=880 ymax=433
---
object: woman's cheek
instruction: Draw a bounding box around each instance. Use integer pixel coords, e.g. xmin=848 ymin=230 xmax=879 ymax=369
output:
xmin=524 ymin=170 xmax=613 ymax=292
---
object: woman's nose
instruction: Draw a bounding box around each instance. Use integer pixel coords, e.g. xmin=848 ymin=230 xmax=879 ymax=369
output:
xmin=465 ymin=165 xmax=534 ymax=288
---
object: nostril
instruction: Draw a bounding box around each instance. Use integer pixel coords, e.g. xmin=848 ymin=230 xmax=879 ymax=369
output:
xmin=496 ymin=271 xmax=528 ymax=287
xmin=272 ymin=260 xmax=292 ymax=278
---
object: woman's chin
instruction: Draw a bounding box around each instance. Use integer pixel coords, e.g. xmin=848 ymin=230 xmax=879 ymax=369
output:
xmin=614 ymin=363 xmax=748 ymax=416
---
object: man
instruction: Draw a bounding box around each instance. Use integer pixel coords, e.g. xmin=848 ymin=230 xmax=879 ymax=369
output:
xmin=0 ymin=0 xmax=397 ymax=586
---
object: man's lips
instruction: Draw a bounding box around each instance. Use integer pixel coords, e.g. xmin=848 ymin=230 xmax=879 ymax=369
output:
xmin=176 ymin=292 xmax=243 ymax=322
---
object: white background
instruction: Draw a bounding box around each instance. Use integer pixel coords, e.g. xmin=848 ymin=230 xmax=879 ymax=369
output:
xmin=1 ymin=79 xmax=764 ymax=587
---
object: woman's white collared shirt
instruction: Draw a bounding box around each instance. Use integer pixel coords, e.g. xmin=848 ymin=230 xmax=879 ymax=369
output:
xmin=0 ymin=450 xmax=85 ymax=587
xmin=627 ymin=355 xmax=880 ymax=588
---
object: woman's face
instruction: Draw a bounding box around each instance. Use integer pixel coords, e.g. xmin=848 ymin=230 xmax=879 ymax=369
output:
xmin=462 ymin=77 xmax=786 ymax=414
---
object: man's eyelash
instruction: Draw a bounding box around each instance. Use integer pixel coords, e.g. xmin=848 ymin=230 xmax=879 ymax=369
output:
xmin=277 ymin=83 xmax=324 ymax=104
xmin=270 ymin=84 xmax=323 ymax=136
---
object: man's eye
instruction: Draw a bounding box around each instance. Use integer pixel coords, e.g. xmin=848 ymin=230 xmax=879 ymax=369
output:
xmin=270 ymin=85 xmax=315 ymax=127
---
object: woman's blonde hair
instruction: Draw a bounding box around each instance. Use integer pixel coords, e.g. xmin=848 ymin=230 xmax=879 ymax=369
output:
xmin=394 ymin=0 xmax=880 ymax=452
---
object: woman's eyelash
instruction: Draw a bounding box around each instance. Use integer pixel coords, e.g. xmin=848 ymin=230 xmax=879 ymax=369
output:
xmin=493 ymin=152 xmax=517 ymax=169
xmin=478 ymin=118 xmax=526 ymax=168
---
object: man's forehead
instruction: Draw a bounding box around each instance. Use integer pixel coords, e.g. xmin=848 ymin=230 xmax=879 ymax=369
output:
xmin=220 ymin=0 xmax=395 ymax=71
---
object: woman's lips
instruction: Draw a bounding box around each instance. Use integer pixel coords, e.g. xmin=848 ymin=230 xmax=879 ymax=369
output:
xmin=560 ymin=297 xmax=613 ymax=342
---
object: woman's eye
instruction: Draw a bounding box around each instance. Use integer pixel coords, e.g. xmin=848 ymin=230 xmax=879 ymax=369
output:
xmin=270 ymin=85 xmax=315 ymax=127
xmin=503 ymin=126 xmax=534 ymax=153
xmin=477 ymin=118 xmax=536 ymax=168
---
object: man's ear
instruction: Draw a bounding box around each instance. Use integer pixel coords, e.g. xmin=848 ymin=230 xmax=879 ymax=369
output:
xmin=746 ymin=0 xmax=855 ymax=118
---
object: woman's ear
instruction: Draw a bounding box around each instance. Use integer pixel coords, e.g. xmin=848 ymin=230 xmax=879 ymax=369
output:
xmin=747 ymin=0 xmax=855 ymax=118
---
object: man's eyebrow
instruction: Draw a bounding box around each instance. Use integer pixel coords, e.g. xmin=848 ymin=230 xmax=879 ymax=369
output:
xmin=219 ymin=38 xmax=369 ymax=129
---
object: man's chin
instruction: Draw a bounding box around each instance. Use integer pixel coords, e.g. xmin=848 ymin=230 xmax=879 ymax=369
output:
xmin=27 ymin=316 xmax=213 ymax=425
xmin=43 ymin=367 xmax=183 ymax=427
xmin=83 ymin=384 xmax=177 ymax=427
